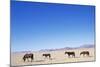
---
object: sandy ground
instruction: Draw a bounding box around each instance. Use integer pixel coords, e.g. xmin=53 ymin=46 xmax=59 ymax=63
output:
xmin=11 ymin=48 xmax=95 ymax=66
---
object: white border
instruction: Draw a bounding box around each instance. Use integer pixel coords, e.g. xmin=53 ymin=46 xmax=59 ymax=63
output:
xmin=0 ymin=0 xmax=100 ymax=67
xmin=18 ymin=0 xmax=95 ymax=5
xmin=0 ymin=0 xmax=10 ymax=67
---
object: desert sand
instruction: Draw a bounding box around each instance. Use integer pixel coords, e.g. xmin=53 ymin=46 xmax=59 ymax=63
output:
xmin=11 ymin=47 xmax=95 ymax=66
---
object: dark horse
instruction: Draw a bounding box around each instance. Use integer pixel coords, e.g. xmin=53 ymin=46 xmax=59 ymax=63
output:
xmin=42 ymin=54 xmax=51 ymax=59
xmin=23 ymin=53 xmax=34 ymax=62
xmin=80 ymin=51 xmax=89 ymax=56
xmin=65 ymin=51 xmax=75 ymax=58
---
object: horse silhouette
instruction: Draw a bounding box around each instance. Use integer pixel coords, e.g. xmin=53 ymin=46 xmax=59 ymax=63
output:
xmin=65 ymin=51 xmax=75 ymax=58
xmin=80 ymin=51 xmax=89 ymax=56
xmin=23 ymin=53 xmax=34 ymax=62
xmin=42 ymin=53 xmax=51 ymax=59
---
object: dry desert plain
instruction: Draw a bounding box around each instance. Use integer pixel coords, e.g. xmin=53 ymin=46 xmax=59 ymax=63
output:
xmin=11 ymin=47 xmax=95 ymax=66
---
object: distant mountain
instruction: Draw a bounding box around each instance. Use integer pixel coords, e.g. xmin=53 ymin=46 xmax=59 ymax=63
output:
xmin=78 ymin=44 xmax=95 ymax=48
xmin=12 ymin=51 xmax=34 ymax=54
xmin=39 ymin=47 xmax=74 ymax=52
xmin=13 ymin=44 xmax=95 ymax=53
xmin=39 ymin=44 xmax=94 ymax=52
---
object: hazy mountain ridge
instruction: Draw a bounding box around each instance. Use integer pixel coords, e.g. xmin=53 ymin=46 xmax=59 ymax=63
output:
xmin=13 ymin=44 xmax=94 ymax=53
xmin=39 ymin=44 xmax=94 ymax=52
xmin=78 ymin=44 xmax=95 ymax=48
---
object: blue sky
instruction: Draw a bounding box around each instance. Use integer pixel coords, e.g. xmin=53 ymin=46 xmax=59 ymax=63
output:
xmin=11 ymin=1 xmax=95 ymax=52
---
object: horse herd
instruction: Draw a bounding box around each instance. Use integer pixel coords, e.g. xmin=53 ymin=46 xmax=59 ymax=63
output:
xmin=23 ymin=51 xmax=90 ymax=62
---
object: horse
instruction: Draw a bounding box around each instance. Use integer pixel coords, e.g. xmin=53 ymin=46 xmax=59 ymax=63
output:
xmin=65 ymin=51 xmax=75 ymax=58
xmin=23 ymin=53 xmax=34 ymax=62
xmin=80 ymin=51 xmax=89 ymax=57
xmin=42 ymin=53 xmax=51 ymax=59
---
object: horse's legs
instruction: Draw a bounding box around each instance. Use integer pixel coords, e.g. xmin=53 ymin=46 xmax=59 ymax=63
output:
xmin=31 ymin=59 xmax=33 ymax=62
xmin=23 ymin=58 xmax=25 ymax=62
xmin=83 ymin=54 xmax=85 ymax=57
xmin=87 ymin=54 xmax=89 ymax=57
xmin=68 ymin=55 xmax=70 ymax=58
xmin=44 ymin=56 xmax=47 ymax=59
xmin=27 ymin=58 xmax=29 ymax=62
xmin=49 ymin=56 xmax=52 ymax=60
xmin=23 ymin=57 xmax=26 ymax=62
xmin=31 ymin=57 xmax=33 ymax=62
xmin=30 ymin=58 xmax=32 ymax=62
xmin=31 ymin=55 xmax=34 ymax=62
xmin=73 ymin=54 xmax=75 ymax=58
xmin=45 ymin=56 xmax=47 ymax=59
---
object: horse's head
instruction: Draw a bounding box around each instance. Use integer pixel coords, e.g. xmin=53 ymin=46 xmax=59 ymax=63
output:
xmin=23 ymin=55 xmax=26 ymax=62
xmin=65 ymin=52 xmax=68 ymax=54
xmin=42 ymin=54 xmax=45 ymax=56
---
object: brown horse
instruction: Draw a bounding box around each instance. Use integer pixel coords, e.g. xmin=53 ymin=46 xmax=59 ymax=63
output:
xmin=42 ymin=54 xmax=51 ymax=59
xmin=23 ymin=53 xmax=34 ymax=62
xmin=65 ymin=51 xmax=75 ymax=58
xmin=80 ymin=51 xmax=89 ymax=56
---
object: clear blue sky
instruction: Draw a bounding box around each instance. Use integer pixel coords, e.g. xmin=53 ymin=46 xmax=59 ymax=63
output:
xmin=11 ymin=1 xmax=95 ymax=52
